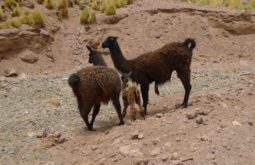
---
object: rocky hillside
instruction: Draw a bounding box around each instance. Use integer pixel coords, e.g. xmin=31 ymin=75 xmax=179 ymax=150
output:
xmin=0 ymin=0 xmax=255 ymax=165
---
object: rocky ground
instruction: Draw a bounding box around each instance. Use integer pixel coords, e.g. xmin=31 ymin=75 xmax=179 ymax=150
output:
xmin=0 ymin=0 xmax=255 ymax=165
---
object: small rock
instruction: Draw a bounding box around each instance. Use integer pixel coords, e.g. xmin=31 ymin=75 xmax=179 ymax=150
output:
xmin=171 ymin=152 xmax=180 ymax=160
xmin=172 ymin=160 xmax=184 ymax=165
xmin=53 ymin=131 xmax=61 ymax=138
xmin=119 ymin=145 xmax=143 ymax=157
xmin=150 ymin=148 xmax=161 ymax=156
xmin=196 ymin=109 xmax=210 ymax=116
xmin=138 ymin=133 xmax=144 ymax=139
xmin=206 ymin=153 xmax=215 ymax=160
xmin=135 ymin=159 xmax=150 ymax=165
xmin=131 ymin=131 xmax=144 ymax=140
xmin=156 ymin=113 xmax=163 ymax=118
xmin=196 ymin=117 xmax=204 ymax=124
xmin=164 ymin=142 xmax=172 ymax=147
xmin=91 ymin=145 xmax=97 ymax=151
xmin=27 ymin=132 xmax=36 ymax=138
xmin=186 ymin=113 xmax=197 ymax=120
xmin=55 ymin=137 xmax=67 ymax=144
xmin=212 ymin=60 xmax=219 ymax=63
xmin=103 ymin=14 xmax=128 ymax=24
xmin=161 ymin=155 xmax=168 ymax=161
xmin=18 ymin=73 xmax=27 ymax=79
xmin=152 ymin=138 xmax=160 ymax=145
xmin=20 ymin=50 xmax=38 ymax=64
xmin=119 ymin=145 xmax=130 ymax=155
xmin=4 ymin=68 xmax=18 ymax=77
xmin=176 ymin=137 xmax=181 ymax=142
xmin=239 ymin=60 xmax=249 ymax=66
xmin=248 ymin=121 xmax=253 ymax=126
xmin=221 ymin=103 xmax=228 ymax=108
xmin=232 ymin=121 xmax=241 ymax=126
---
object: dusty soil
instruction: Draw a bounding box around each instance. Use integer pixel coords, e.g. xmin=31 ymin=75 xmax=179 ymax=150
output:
xmin=0 ymin=0 xmax=255 ymax=165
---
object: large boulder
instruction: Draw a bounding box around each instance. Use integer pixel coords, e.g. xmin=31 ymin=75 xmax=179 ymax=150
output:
xmin=20 ymin=50 xmax=38 ymax=64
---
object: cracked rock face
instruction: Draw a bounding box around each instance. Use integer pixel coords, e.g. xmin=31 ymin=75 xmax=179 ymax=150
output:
xmin=0 ymin=25 xmax=52 ymax=57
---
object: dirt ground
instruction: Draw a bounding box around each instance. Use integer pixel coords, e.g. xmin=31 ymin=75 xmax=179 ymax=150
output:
xmin=0 ymin=0 xmax=255 ymax=165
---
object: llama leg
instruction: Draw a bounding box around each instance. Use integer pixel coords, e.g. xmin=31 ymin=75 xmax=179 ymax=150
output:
xmin=141 ymin=83 xmax=149 ymax=115
xmin=112 ymin=96 xmax=124 ymax=125
xmin=80 ymin=104 xmax=93 ymax=131
xmin=90 ymin=103 xmax=101 ymax=131
xmin=155 ymin=83 xmax=160 ymax=95
xmin=177 ymin=69 xmax=191 ymax=108
xmin=121 ymin=100 xmax=128 ymax=121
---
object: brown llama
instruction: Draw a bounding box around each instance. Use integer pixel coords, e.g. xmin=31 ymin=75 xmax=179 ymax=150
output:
xmin=68 ymin=66 xmax=124 ymax=131
xmin=102 ymin=36 xmax=196 ymax=115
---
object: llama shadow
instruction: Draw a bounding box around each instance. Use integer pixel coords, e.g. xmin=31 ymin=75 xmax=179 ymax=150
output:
xmin=76 ymin=103 xmax=193 ymax=134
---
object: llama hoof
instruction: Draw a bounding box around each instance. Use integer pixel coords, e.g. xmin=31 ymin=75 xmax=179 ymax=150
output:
xmin=86 ymin=126 xmax=95 ymax=131
xmin=119 ymin=121 xmax=125 ymax=125
xmin=175 ymin=104 xmax=187 ymax=109
xmin=87 ymin=128 xmax=96 ymax=131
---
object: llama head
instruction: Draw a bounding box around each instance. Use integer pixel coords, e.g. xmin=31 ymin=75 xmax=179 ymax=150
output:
xmin=102 ymin=36 xmax=118 ymax=48
xmin=86 ymin=45 xmax=103 ymax=64
xmin=121 ymin=71 xmax=132 ymax=84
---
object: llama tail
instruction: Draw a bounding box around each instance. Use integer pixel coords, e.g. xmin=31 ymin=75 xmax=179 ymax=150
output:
xmin=183 ymin=38 xmax=196 ymax=52
xmin=68 ymin=73 xmax=80 ymax=88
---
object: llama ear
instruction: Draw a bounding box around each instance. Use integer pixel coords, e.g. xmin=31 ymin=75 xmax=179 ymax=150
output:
xmin=86 ymin=45 xmax=92 ymax=53
xmin=113 ymin=36 xmax=118 ymax=40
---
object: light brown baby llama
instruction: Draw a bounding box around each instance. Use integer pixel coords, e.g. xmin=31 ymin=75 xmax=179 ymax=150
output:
xmin=121 ymin=72 xmax=145 ymax=121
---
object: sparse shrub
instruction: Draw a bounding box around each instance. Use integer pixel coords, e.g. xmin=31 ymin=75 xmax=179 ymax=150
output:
xmin=225 ymin=0 xmax=244 ymax=9
xmin=19 ymin=10 xmax=31 ymax=24
xmin=44 ymin=0 xmax=55 ymax=9
xmin=73 ymin=0 xmax=81 ymax=5
xmin=87 ymin=12 xmax=96 ymax=23
xmin=104 ymin=3 xmax=116 ymax=15
xmin=80 ymin=8 xmax=96 ymax=24
xmin=4 ymin=0 xmax=17 ymax=9
xmin=0 ymin=17 xmax=21 ymax=29
xmin=80 ymin=8 xmax=89 ymax=23
xmin=91 ymin=0 xmax=100 ymax=10
xmin=127 ymin=0 xmax=134 ymax=4
xmin=209 ymin=0 xmax=223 ymax=7
xmin=115 ymin=0 xmax=128 ymax=8
xmin=179 ymin=0 xmax=250 ymax=10
xmin=28 ymin=10 xmax=45 ymax=28
xmin=12 ymin=4 xmax=20 ymax=16
xmin=56 ymin=0 xmax=69 ymax=19
xmin=0 ymin=7 xmax=3 ymax=20
xmin=245 ymin=0 xmax=255 ymax=11
xmin=8 ymin=17 xmax=21 ymax=28
xmin=195 ymin=0 xmax=208 ymax=5
xmin=0 ymin=10 xmax=45 ymax=29
xmin=36 ymin=0 xmax=45 ymax=4
xmin=68 ymin=0 xmax=74 ymax=7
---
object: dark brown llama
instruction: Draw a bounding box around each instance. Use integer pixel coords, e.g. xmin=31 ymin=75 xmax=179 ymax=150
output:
xmin=68 ymin=66 xmax=124 ymax=131
xmin=102 ymin=36 xmax=196 ymax=115
xmin=86 ymin=45 xmax=107 ymax=66
xmin=86 ymin=45 xmax=145 ymax=121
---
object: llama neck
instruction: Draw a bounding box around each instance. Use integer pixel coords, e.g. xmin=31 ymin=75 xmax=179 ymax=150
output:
xmin=109 ymin=42 xmax=131 ymax=73
xmin=95 ymin=58 xmax=107 ymax=67
xmin=122 ymin=82 xmax=129 ymax=90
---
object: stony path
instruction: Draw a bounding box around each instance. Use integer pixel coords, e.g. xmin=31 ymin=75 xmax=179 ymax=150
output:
xmin=0 ymin=67 xmax=254 ymax=162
